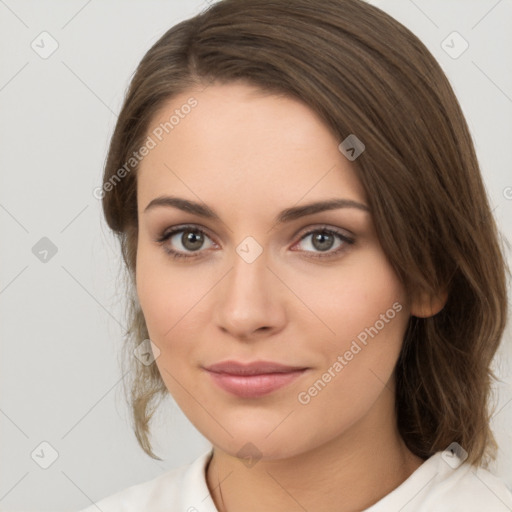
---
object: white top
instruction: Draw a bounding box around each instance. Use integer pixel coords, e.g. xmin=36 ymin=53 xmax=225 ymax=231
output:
xmin=77 ymin=448 xmax=512 ymax=512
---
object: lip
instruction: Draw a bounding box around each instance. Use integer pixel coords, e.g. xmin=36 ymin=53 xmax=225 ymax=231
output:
xmin=203 ymin=360 xmax=308 ymax=398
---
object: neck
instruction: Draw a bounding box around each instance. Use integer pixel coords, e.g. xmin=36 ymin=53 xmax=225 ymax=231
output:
xmin=205 ymin=390 xmax=424 ymax=512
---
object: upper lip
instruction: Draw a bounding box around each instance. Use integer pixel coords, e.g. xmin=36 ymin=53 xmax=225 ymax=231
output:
xmin=204 ymin=360 xmax=307 ymax=375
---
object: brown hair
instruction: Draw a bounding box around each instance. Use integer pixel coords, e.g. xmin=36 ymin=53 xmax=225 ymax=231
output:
xmin=101 ymin=0 xmax=509 ymax=465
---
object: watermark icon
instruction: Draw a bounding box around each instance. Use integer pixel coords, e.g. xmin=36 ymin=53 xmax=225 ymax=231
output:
xmin=133 ymin=338 xmax=161 ymax=366
xmin=503 ymin=186 xmax=512 ymax=200
xmin=297 ymin=301 xmax=403 ymax=405
xmin=32 ymin=237 xmax=58 ymax=263
xmin=441 ymin=442 xmax=468 ymax=469
xmin=31 ymin=31 xmax=59 ymax=59
xmin=237 ymin=442 xmax=263 ymax=468
xmin=93 ymin=97 xmax=198 ymax=200
xmin=441 ymin=31 xmax=469 ymax=60
xmin=338 ymin=134 xmax=365 ymax=161
xmin=236 ymin=236 xmax=263 ymax=263
xmin=31 ymin=441 xmax=59 ymax=469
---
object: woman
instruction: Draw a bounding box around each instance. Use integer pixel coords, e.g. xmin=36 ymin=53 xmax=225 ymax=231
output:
xmin=80 ymin=0 xmax=512 ymax=510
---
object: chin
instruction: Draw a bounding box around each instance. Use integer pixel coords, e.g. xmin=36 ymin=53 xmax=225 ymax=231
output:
xmin=219 ymin=438 xmax=298 ymax=462
xmin=204 ymin=422 xmax=315 ymax=463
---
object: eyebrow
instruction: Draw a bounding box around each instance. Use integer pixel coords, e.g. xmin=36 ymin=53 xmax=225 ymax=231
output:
xmin=143 ymin=195 xmax=370 ymax=224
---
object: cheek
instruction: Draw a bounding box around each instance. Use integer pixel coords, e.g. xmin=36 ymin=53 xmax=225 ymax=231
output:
xmin=293 ymin=249 xmax=408 ymax=390
xmin=294 ymin=249 xmax=409 ymax=416
xmin=135 ymin=253 xmax=206 ymax=400
xmin=135 ymin=244 xmax=220 ymax=372
xmin=136 ymin=242 xmax=199 ymax=334
xmin=291 ymin=246 xmax=408 ymax=343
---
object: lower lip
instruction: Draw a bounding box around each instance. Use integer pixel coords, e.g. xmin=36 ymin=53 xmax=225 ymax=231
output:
xmin=206 ymin=370 xmax=307 ymax=398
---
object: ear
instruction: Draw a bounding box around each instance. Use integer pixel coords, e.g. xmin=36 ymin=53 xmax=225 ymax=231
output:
xmin=410 ymin=288 xmax=448 ymax=318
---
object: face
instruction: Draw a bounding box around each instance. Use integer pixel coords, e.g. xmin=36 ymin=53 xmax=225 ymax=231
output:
xmin=135 ymin=82 xmax=412 ymax=460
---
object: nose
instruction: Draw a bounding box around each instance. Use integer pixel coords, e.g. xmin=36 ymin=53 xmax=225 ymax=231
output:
xmin=213 ymin=249 xmax=287 ymax=341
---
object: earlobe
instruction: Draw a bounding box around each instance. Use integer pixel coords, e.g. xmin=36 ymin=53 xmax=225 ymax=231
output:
xmin=410 ymin=289 xmax=448 ymax=318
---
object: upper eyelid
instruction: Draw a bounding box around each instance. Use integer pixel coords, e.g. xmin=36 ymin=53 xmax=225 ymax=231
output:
xmin=159 ymin=224 xmax=216 ymax=241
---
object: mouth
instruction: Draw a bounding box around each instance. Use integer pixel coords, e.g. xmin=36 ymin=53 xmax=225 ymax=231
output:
xmin=203 ymin=360 xmax=309 ymax=398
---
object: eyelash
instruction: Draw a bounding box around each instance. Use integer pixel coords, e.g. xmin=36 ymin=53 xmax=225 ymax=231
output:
xmin=155 ymin=224 xmax=354 ymax=261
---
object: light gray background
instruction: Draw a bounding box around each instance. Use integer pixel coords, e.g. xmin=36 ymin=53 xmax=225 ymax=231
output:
xmin=0 ymin=1 xmax=511 ymax=511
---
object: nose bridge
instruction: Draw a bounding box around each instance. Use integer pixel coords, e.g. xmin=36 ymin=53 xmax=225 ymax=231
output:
xmin=226 ymin=243 xmax=271 ymax=307
xmin=213 ymin=241 xmax=286 ymax=338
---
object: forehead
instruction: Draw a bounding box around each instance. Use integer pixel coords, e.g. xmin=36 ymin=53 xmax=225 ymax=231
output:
xmin=137 ymin=82 xmax=367 ymax=212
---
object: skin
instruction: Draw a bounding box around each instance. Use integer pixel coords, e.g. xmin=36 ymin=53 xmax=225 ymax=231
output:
xmin=135 ymin=82 xmax=445 ymax=512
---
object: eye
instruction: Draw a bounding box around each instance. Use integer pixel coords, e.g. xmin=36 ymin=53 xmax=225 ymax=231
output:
xmin=156 ymin=224 xmax=354 ymax=261
xmin=156 ymin=225 xmax=217 ymax=259
xmin=291 ymin=227 xmax=354 ymax=258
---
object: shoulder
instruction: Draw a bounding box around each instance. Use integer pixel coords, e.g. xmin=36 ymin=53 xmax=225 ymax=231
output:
xmin=366 ymin=450 xmax=512 ymax=512
xmin=76 ymin=449 xmax=217 ymax=512
xmin=429 ymin=459 xmax=512 ymax=511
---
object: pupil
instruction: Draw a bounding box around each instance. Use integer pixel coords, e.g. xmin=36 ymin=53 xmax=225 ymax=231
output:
xmin=183 ymin=231 xmax=204 ymax=251
xmin=313 ymin=232 xmax=334 ymax=251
